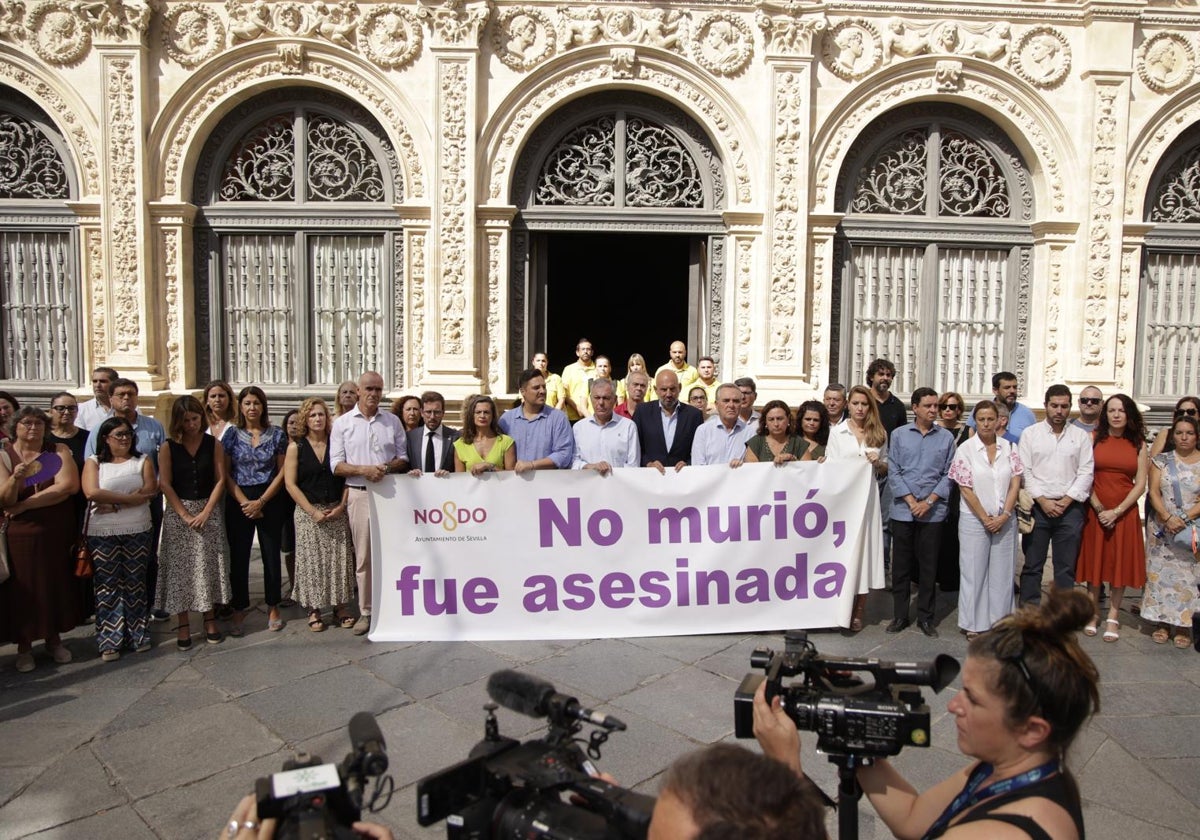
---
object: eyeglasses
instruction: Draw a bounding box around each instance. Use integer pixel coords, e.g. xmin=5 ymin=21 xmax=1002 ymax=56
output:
xmin=17 ymin=419 xmax=43 ymax=428
xmin=107 ymin=431 xmax=133 ymax=440
xmin=1079 ymin=397 xmax=1102 ymax=406
xmin=51 ymin=405 xmax=78 ymax=413
xmin=1176 ymin=408 xmax=1198 ymax=417
xmin=938 ymin=403 xmax=960 ymax=411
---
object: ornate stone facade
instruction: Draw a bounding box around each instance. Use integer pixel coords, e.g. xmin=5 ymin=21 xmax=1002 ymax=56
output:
xmin=0 ymin=0 xmax=1196 ymax=406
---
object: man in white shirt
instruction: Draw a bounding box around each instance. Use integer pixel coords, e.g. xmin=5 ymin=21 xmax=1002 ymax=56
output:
xmin=76 ymin=366 xmax=118 ymax=431
xmin=331 ymin=371 xmax=409 ymax=634
xmin=1017 ymin=384 xmax=1095 ymax=606
xmin=407 ymin=391 xmax=459 ymax=475
xmin=691 ymin=384 xmax=748 ymax=466
xmin=572 ymin=379 xmax=639 ymax=473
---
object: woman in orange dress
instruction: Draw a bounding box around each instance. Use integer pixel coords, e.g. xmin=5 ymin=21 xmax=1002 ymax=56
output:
xmin=1075 ymin=394 xmax=1148 ymax=641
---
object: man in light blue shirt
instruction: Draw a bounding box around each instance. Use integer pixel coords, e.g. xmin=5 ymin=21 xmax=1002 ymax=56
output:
xmin=692 ymin=384 xmax=748 ymax=466
xmin=887 ymin=386 xmax=956 ymax=638
xmin=572 ymin=379 xmax=638 ymax=473
xmin=966 ymin=371 xmax=1036 ymax=443
xmin=499 ymin=368 xmax=575 ymax=472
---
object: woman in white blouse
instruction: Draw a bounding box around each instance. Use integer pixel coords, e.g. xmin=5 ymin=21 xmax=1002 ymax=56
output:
xmin=948 ymin=400 xmax=1023 ymax=637
xmin=824 ymin=385 xmax=889 ymax=630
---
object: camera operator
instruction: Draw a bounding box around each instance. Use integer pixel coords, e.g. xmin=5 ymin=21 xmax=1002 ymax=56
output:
xmin=219 ymin=795 xmax=394 ymax=840
xmin=648 ymin=743 xmax=827 ymax=840
xmin=754 ymin=589 xmax=1099 ymax=840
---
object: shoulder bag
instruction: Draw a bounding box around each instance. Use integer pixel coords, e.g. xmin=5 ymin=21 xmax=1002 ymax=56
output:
xmin=1165 ymin=455 xmax=1199 ymax=558
xmin=73 ymin=504 xmax=93 ymax=578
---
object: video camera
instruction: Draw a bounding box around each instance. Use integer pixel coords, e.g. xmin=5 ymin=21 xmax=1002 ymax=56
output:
xmin=417 ymin=669 xmax=656 ymax=839
xmin=734 ymin=631 xmax=959 ymax=758
xmin=255 ymin=711 xmax=394 ymax=840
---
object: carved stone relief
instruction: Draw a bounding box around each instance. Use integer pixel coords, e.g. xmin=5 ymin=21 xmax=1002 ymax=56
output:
xmin=104 ymin=57 xmax=140 ymax=354
xmin=392 ymin=236 xmax=405 ymax=387
xmin=935 ymin=59 xmax=962 ymax=92
xmin=610 ymin=46 xmax=635 ymax=79
xmin=1126 ymin=98 xmax=1200 ymax=219
xmin=691 ymin=13 xmax=752 ymax=77
xmin=756 ymin=8 xmax=824 ymax=57
xmin=163 ymin=3 xmax=224 ymax=68
xmin=29 ymin=1 xmax=91 ymax=64
xmin=1044 ymin=246 xmax=1063 ymax=383
xmin=86 ymin=227 xmax=106 ymax=363
xmin=228 ymin=0 xmax=355 ymax=46
xmin=1083 ymin=85 xmax=1120 ymax=368
xmin=485 ymin=230 xmax=502 ymax=391
xmin=13 ymin=0 xmax=149 ymax=64
xmin=409 ymin=230 xmax=426 ymax=385
xmin=162 ymin=228 xmax=182 ymax=385
xmin=882 ymin=19 xmax=1011 ymax=65
xmin=437 ymin=59 xmax=469 ymax=357
xmin=493 ymin=6 xmax=554 ymax=71
xmin=1011 ymin=26 xmax=1071 ymax=89
xmin=821 ymin=19 xmax=882 ymax=81
xmin=557 ymin=6 xmax=685 ymax=54
xmin=768 ymin=68 xmax=802 ymax=363
xmin=359 ymin=5 xmax=422 ymax=69
xmin=1136 ymin=32 xmax=1195 ymax=93
xmin=735 ymin=236 xmax=753 ymax=369
xmin=418 ymin=0 xmax=488 ymax=48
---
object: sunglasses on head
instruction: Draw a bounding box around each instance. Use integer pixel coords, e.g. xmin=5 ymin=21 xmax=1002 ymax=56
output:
xmin=1177 ymin=408 xmax=1198 ymax=417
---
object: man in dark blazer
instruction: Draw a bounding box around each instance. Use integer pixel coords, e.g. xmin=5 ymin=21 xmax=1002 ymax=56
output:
xmin=632 ymin=370 xmax=704 ymax=472
xmin=407 ymin=391 xmax=460 ymax=474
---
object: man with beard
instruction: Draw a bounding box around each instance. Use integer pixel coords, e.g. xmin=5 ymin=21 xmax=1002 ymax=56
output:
xmin=498 ymin=368 xmax=575 ymax=473
xmin=1072 ymin=386 xmax=1104 ymax=432
xmin=655 ymin=340 xmax=699 ymax=394
xmin=633 ymin=370 xmax=704 ymax=472
xmin=77 ymin=366 xmax=119 ymax=431
xmin=1017 ymin=384 xmax=1094 ymax=606
xmin=968 ymin=371 xmax=1037 ymax=443
xmin=560 ymin=337 xmax=597 ymax=422
xmin=867 ymin=358 xmax=907 ymax=434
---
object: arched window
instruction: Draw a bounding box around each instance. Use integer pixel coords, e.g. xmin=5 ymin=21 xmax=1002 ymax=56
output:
xmin=193 ymin=88 xmax=404 ymax=390
xmin=1139 ymin=126 xmax=1200 ymax=400
xmin=832 ymin=104 xmax=1033 ymax=396
xmin=0 ymin=88 xmax=81 ymax=385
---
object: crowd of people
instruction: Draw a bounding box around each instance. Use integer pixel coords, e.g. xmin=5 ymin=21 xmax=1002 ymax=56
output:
xmin=3 ymin=343 xmax=1197 ymax=669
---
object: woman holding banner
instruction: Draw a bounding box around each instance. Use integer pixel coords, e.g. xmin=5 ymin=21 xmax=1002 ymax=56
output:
xmin=454 ymin=395 xmax=516 ymax=476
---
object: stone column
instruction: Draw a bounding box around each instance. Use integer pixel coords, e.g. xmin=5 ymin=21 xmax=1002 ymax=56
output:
xmin=421 ymin=0 xmax=490 ymax=392
xmin=755 ymin=7 xmax=825 ymax=396
xmin=92 ymin=4 xmax=162 ymax=389
xmin=478 ymin=206 xmax=518 ymax=395
xmin=1030 ymin=222 xmax=1080 ymax=390
xmin=148 ymin=203 xmax=197 ymax=390
xmin=807 ymin=214 xmax=845 ymax=388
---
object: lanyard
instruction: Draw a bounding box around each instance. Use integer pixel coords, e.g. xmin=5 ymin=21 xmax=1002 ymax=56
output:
xmin=925 ymin=759 xmax=1060 ymax=838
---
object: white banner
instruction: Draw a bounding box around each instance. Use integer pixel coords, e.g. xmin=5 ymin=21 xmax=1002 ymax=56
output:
xmin=367 ymin=460 xmax=882 ymax=641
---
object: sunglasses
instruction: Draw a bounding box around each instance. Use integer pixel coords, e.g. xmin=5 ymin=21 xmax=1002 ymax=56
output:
xmin=937 ymin=403 xmax=960 ymax=411
xmin=1079 ymin=397 xmax=1102 ymax=406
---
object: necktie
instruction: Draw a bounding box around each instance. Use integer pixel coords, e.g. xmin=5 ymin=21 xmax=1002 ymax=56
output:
xmin=425 ymin=431 xmax=436 ymax=472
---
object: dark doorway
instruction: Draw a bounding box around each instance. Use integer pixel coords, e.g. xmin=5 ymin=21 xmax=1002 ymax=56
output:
xmin=544 ymin=232 xmax=692 ymax=378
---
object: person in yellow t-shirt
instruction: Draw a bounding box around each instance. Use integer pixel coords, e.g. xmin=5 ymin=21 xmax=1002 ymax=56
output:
xmin=530 ymin=352 xmax=564 ymax=414
xmin=617 ymin=352 xmax=655 ymax=403
xmin=695 ymin=355 xmax=720 ymax=403
xmin=559 ymin=337 xmax=596 ymax=422
xmin=655 ymin=340 xmax=699 ymax=394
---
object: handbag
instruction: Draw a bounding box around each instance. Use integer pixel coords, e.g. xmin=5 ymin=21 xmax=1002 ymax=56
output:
xmin=73 ymin=505 xmax=93 ymax=579
xmin=1015 ymin=489 xmax=1035 ymax=535
xmin=1165 ymin=455 xmax=1199 ymax=558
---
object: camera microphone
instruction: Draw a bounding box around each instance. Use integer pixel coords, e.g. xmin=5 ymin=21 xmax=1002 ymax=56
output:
xmin=348 ymin=712 xmax=388 ymax=777
xmin=487 ymin=670 xmax=627 ymax=731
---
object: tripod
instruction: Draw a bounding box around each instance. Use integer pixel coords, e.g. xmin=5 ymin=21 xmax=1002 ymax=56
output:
xmin=829 ymin=754 xmax=871 ymax=840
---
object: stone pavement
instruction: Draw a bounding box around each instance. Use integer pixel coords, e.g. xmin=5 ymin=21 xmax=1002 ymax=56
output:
xmin=2 ymin=572 xmax=1200 ymax=840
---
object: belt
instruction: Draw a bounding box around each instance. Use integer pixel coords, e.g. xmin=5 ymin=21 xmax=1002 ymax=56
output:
xmin=348 ymin=485 xmax=368 ymax=491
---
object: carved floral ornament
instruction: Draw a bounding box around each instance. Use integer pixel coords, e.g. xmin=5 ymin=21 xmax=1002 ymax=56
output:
xmin=1137 ymin=32 xmax=1196 ymax=94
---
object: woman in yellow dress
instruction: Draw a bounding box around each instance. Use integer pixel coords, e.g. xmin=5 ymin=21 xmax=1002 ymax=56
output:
xmin=453 ymin=395 xmax=517 ymax=476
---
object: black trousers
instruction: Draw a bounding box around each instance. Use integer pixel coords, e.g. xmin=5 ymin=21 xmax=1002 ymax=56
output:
xmin=143 ymin=493 xmax=164 ymax=604
xmin=891 ymin=519 xmax=944 ymax=623
xmin=225 ymin=483 xmax=285 ymax=610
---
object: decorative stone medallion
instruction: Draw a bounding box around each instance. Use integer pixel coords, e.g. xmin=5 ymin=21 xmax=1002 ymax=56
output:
xmin=360 ymin=4 xmax=423 ymax=70
xmin=163 ymin=3 xmax=225 ymax=69
xmin=1137 ymin=32 xmax=1195 ymax=93
xmin=29 ymin=0 xmax=91 ymax=65
xmin=691 ymin=12 xmax=752 ymax=77
xmin=493 ymin=6 xmax=555 ymax=71
xmin=1011 ymin=26 xmax=1071 ymax=89
xmin=822 ymin=19 xmax=882 ymax=81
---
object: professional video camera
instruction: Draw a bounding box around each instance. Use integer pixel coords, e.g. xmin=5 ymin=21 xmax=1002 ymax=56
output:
xmin=417 ymin=669 xmax=656 ymax=839
xmin=734 ymin=630 xmax=960 ymax=757
xmin=255 ymin=711 xmax=395 ymax=840
xmin=734 ymin=631 xmax=960 ymax=840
